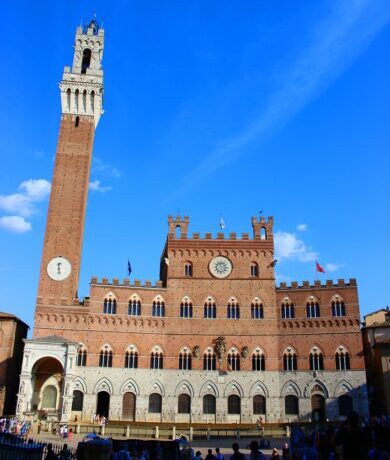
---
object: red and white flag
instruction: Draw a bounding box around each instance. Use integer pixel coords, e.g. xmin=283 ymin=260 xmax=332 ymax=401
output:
xmin=316 ymin=261 xmax=326 ymax=273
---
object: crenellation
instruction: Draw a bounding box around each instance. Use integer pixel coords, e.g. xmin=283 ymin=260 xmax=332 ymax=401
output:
xmin=102 ymin=277 xmax=108 ymax=285
xmin=91 ymin=276 xmax=98 ymax=284
xmin=217 ymin=232 xmax=224 ymax=239
xmin=241 ymin=233 xmax=249 ymax=240
xmin=113 ymin=278 xmax=119 ymax=285
xmin=123 ymin=278 xmax=130 ymax=286
xmin=205 ymin=233 xmax=212 ymax=239
xmin=229 ymin=232 xmax=237 ymax=240
xmin=326 ymin=280 xmax=333 ymax=287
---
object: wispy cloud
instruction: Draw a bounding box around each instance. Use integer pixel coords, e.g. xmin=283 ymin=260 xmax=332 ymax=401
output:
xmin=326 ymin=262 xmax=340 ymax=272
xmin=0 ymin=179 xmax=51 ymax=233
xmin=0 ymin=216 xmax=31 ymax=233
xmin=296 ymin=224 xmax=308 ymax=232
xmin=93 ymin=157 xmax=121 ymax=178
xmin=89 ymin=180 xmax=112 ymax=193
xmin=0 ymin=179 xmax=51 ymax=217
xmin=275 ymin=230 xmax=318 ymax=262
xmin=171 ymin=0 xmax=390 ymax=197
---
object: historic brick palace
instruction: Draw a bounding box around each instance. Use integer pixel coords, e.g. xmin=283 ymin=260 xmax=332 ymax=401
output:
xmin=16 ymin=20 xmax=368 ymax=424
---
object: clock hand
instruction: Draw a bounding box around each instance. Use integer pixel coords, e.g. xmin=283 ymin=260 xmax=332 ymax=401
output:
xmin=57 ymin=262 xmax=62 ymax=274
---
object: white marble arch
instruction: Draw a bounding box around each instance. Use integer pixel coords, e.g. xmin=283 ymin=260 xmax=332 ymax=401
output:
xmin=304 ymin=379 xmax=329 ymax=398
xmin=174 ymin=380 xmax=194 ymax=397
xmin=73 ymin=376 xmax=87 ymax=394
xmin=281 ymin=380 xmax=301 ymax=397
xmin=120 ymin=378 xmax=140 ymax=396
xmin=199 ymin=380 xmax=219 ymax=397
xmin=249 ymin=381 xmax=269 ymax=398
xmin=224 ymin=380 xmax=244 ymax=398
xmin=93 ymin=377 xmax=113 ymax=395
xmin=147 ymin=379 xmax=165 ymax=396
xmin=334 ymin=380 xmax=353 ymax=397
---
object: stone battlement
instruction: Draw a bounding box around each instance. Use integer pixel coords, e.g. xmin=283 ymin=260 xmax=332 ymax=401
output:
xmin=90 ymin=277 xmax=164 ymax=289
xmin=277 ymin=278 xmax=357 ymax=290
xmin=167 ymin=215 xmax=274 ymax=241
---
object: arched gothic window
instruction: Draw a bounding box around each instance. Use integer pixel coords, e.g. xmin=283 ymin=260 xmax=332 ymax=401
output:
xmin=252 ymin=350 xmax=265 ymax=371
xmin=77 ymin=347 xmax=87 ymax=367
xmin=228 ymin=395 xmax=241 ymax=414
xmin=180 ymin=298 xmax=193 ymax=318
xmin=251 ymin=299 xmax=264 ymax=319
xmin=253 ymin=395 xmax=266 ymax=414
xmin=309 ymin=349 xmax=324 ymax=371
xmin=285 ymin=395 xmax=299 ymax=415
xmin=99 ymin=347 xmax=113 ymax=368
xmin=81 ymin=48 xmax=92 ymax=74
xmin=150 ymin=351 xmax=163 ymax=369
xmin=184 ymin=262 xmax=193 ymax=277
xmin=281 ymin=300 xmax=295 ymax=319
xmin=148 ymin=393 xmax=162 ymax=413
xmin=203 ymin=394 xmax=216 ymax=414
xmin=103 ymin=296 xmax=117 ymax=314
xmin=179 ymin=351 xmax=192 ymax=370
xmin=128 ymin=297 xmax=141 ymax=316
xmin=227 ymin=298 xmax=240 ymax=319
xmin=203 ymin=350 xmax=216 ymax=371
xmin=250 ymin=263 xmax=259 ymax=277
xmin=335 ymin=348 xmax=350 ymax=370
xmin=332 ymin=298 xmax=346 ymax=317
xmin=204 ymin=299 xmax=216 ymax=319
xmin=152 ymin=298 xmax=165 ymax=317
xmin=306 ymin=300 xmax=320 ymax=318
xmin=283 ymin=349 xmax=297 ymax=371
xmin=124 ymin=350 xmax=138 ymax=369
xmin=178 ymin=394 xmax=191 ymax=414
xmin=75 ymin=116 xmax=80 ymax=127
xmin=72 ymin=390 xmax=84 ymax=412
xmin=227 ymin=350 xmax=240 ymax=371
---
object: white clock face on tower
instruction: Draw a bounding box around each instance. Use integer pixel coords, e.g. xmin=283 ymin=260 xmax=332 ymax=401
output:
xmin=209 ymin=256 xmax=233 ymax=279
xmin=47 ymin=257 xmax=72 ymax=281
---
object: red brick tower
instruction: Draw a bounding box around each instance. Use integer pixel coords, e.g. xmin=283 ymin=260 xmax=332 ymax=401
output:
xmin=36 ymin=20 xmax=104 ymax=309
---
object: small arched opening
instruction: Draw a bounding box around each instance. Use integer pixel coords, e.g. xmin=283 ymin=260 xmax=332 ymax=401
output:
xmin=31 ymin=357 xmax=64 ymax=414
xmin=122 ymin=392 xmax=136 ymax=420
xmin=81 ymin=48 xmax=92 ymax=74
xmin=96 ymin=391 xmax=110 ymax=418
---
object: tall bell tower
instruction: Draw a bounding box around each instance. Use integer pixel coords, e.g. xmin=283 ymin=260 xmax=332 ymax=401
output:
xmin=36 ymin=20 xmax=104 ymax=308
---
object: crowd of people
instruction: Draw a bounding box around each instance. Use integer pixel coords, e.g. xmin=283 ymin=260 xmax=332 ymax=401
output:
xmin=290 ymin=412 xmax=390 ymax=459
xmin=0 ymin=416 xmax=31 ymax=436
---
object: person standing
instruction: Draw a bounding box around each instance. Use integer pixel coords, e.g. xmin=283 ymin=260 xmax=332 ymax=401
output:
xmin=230 ymin=443 xmax=246 ymax=460
xmin=216 ymin=447 xmax=225 ymax=460
xmin=249 ymin=441 xmax=265 ymax=460
xmin=205 ymin=449 xmax=217 ymax=460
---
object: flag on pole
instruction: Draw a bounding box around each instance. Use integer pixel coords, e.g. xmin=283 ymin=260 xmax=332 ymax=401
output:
xmin=316 ymin=261 xmax=325 ymax=273
xmin=268 ymin=259 xmax=278 ymax=268
xmin=127 ymin=260 xmax=132 ymax=276
xmin=219 ymin=217 xmax=226 ymax=229
xmin=164 ymin=257 xmax=170 ymax=266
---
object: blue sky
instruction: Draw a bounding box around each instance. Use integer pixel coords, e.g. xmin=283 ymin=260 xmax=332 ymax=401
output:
xmin=0 ymin=0 xmax=389 ymax=329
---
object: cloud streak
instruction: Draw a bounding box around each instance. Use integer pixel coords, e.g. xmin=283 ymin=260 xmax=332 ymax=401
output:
xmin=0 ymin=179 xmax=51 ymax=233
xmin=171 ymin=0 xmax=390 ymax=197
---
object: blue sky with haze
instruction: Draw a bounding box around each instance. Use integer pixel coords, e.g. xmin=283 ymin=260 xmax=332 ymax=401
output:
xmin=0 ymin=0 xmax=389 ymax=329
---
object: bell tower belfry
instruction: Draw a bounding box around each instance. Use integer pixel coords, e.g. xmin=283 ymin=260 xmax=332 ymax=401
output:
xmin=36 ymin=20 xmax=104 ymax=310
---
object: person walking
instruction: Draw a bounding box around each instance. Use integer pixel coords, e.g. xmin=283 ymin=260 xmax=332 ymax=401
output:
xmin=270 ymin=448 xmax=280 ymax=459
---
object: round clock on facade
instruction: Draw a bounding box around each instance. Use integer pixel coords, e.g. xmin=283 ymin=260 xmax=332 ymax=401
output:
xmin=47 ymin=256 xmax=72 ymax=281
xmin=209 ymin=256 xmax=233 ymax=279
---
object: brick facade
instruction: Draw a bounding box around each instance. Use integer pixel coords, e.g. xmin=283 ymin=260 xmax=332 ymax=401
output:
xmin=17 ymin=21 xmax=368 ymax=423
